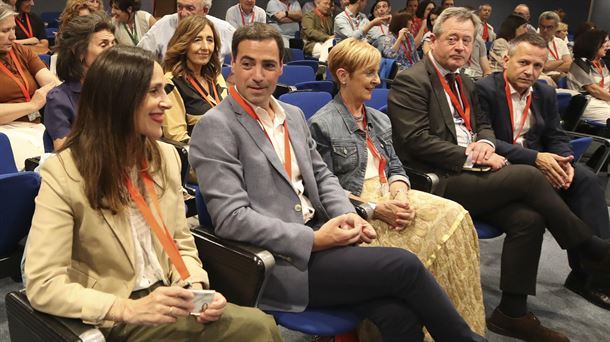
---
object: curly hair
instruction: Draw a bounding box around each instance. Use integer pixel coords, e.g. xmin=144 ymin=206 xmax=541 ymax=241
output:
xmin=58 ymin=0 xmax=97 ymax=35
xmin=163 ymin=15 xmax=221 ymax=81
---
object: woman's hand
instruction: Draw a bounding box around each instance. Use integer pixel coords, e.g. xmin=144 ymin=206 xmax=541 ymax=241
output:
xmin=399 ymin=27 xmax=410 ymax=39
xmin=113 ymin=286 xmax=195 ymax=326
xmin=30 ymin=82 xmax=55 ymax=111
xmin=195 ymin=292 xmax=227 ymax=323
xmin=373 ymin=199 xmax=415 ymax=230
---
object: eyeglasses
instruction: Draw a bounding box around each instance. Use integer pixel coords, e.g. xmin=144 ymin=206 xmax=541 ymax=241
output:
xmin=539 ymin=24 xmax=557 ymax=31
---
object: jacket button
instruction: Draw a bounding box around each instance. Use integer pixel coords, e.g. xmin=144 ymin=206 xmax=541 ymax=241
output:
xmin=294 ymin=204 xmax=302 ymax=212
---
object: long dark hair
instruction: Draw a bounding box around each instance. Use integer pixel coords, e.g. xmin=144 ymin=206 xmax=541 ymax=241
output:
xmin=60 ymin=46 xmax=163 ymax=214
xmin=416 ymin=0 xmax=435 ymax=19
xmin=497 ymin=14 xmax=528 ymax=41
xmin=573 ymin=29 xmax=608 ymax=60
xmin=55 ymin=12 xmax=114 ymax=82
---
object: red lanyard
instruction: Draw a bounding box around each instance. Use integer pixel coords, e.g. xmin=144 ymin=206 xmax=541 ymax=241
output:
xmin=344 ymin=9 xmax=360 ymax=31
xmin=187 ymin=76 xmax=220 ymax=108
xmin=380 ymin=24 xmax=385 ymax=35
xmin=239 ymin=5 xmax=255 ymax=26
xmin=126 ymin=166 xmax=191 ymax=281
xmin=482 ymin=23 xmax=489 ymax=41
xmin=548 ymin=40 xmax=559 ymax=60
xmin=314 ymin=8 xmax=330 ymax=33
xmin=0 ymin=49 xmax=31 ymax=101
xmin=15 ymin=14 xmax=33 ymax=38
xmin=503 ymin=71 xmax=532 ymax=144
xmin=229 ymin=86 xmax=292 ymax=180
xmin=400 ymin=35 xmax=414 ymax=64
xmin=432 ymin=65 xmax=471 ymax=131
xmin=361 ymin=107 xmax=388 ymax=184
xmin=592 ymin=61 xmax=605 ymax=88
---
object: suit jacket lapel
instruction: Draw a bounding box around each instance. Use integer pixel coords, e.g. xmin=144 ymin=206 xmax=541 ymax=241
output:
xmin=100 ymin=209 xmax=136 ymax=271
xmin=424 ymin=57 xmax=458 ymax=140
xmin=495 ymin=74 xmax=514 ymax=142
xmin=229 ymin=96 xmax=292 ymax=185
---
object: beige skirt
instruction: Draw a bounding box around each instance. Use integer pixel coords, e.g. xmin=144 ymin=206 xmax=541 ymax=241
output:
xmin=357 ymin=177 xmax=486 ymax=338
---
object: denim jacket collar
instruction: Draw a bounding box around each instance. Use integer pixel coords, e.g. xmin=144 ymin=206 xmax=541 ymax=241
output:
xmin=332 ymin=94 xmax=372 ymax=135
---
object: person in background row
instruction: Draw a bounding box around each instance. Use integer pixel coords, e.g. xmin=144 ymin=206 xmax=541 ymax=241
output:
xmin=376 ymin=12 xmax=420 ymax=70
xmin=421 ymin=6 xmax=442 ymax=55
xmin=440 ymin=0 xmax=454 ymax=10
xmin=0 ymin=3 xmax=59 ymax=169
xmin=138 ymin=0 xmax=234 ymax=62
xmin=109 ymin=0 xmax=156 ymax=46
xmin=13 ymin=0 xmax=47 ymax=49
xmin=539 ymin=11 xmax=572 ymax=80
xmin=58 ymin=0 xmax=96 ymax=35
xmin=25 ymin=45 xmax=282 ymax=342
xmin=410 ymin=0 xmax=435 ymax=46
xmin=488 ymin=14 xmax=528 ymax=73
xmin=573 ymin=21 xmax=596 ymax=42
xmin=334 ymin=0 xmax=387 ymax=43
xmin=512 ymin=3 xmax=535 ymax=33
xmin=226 ymin=0 xmax=266 ymax=29
xmin=309 ymin=37 xmax=486 ymax=335
xmin=477 ymin=3 xmax=494 ymax=42
xmin=87 ymin=0 xmax=103 ymax=11
xmin=462 ymin=28 xmax=491 ymax=80
xmin=301 ymin=0 xmax=334 ymax=62
xmin=45 ymin=13 xmax=115 ymax=151
xmin=367 ymin=0 xmax=391 ymax=44
xmin=163 ymin=15 xmax=227 ymax=144
xmin=266 ymin=0 xmax=302 ymax=46
xmin=568 ymin=30 xmax=610 ymax=125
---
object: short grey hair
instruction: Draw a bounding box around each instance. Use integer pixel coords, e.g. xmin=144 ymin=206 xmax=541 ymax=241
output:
xmin=538 ymin=11 xmax=559 ymax=25
xmin=202 ymin=0 xmax=212 ymax=9
xmin=507 ymin=32 xmax=547 ymax=56
xmin=432 ymin=7 xmax=481 ymax=37
xmin=0 ymin=2 xmax=16 ymax=22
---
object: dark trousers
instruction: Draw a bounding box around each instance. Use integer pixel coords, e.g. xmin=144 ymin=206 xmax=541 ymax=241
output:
xmin=306 ymin=246 xmax=484 ymax=342
xmin=443 ymin=164 xmax=593 ymax=295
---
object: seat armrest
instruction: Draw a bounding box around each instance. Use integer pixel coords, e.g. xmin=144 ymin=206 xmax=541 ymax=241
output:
xmin=6 ymin=290 xmax=105 ymax=342
xmin=403 ymin=166 xmax=439 ymax=193
xmin=191 ymin=226 xmax=274 ymax=307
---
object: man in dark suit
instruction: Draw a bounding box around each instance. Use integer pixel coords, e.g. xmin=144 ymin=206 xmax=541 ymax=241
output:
xmin=189 ymin=22 xmax=484 ymax=341
xmin=476 ymin=32 xmax=610 ymax=311
xmin=389 ymin=7 xmax=610 ymax=341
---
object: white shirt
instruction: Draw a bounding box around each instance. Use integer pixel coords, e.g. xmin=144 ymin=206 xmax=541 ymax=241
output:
xmin=226 ymin=4 xmax=267 ymax=28
xmin=508 ymin=82 xmax=533 ymax=146
xmin=428 ymin=52 xmax=495 ymax=151
xmin=129 ymin=206 xmax=167 ymax=291
xmin=547 ymin=36 xmax=570 ymax=62
xmin=266 ymin=0 xmax=301 ymax=37
xmin=333 ymin=7 xmax=369 ymax=42
xmin=137 ymin=13 xmax=235 ymax=61
xmin=244 ymin=94 xmax=316 ymax=223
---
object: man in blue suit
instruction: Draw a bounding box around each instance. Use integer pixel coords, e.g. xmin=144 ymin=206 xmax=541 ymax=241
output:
xmin=477 ymin=32 xmax=610 ymax=311
xmin=189 ymin=22 xmax=484 ymax=341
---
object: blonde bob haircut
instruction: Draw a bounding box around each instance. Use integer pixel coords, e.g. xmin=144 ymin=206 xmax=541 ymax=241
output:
xmin=328 ymin=38 xmax=381 ymax=84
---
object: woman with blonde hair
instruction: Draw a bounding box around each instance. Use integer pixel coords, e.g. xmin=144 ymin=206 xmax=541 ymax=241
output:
xmin=163 ymin=15 xmax=227 ymax=143
xmin=308 ymin=37 xmax=486 ymax=336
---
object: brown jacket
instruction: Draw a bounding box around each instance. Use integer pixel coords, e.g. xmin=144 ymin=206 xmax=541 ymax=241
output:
xmin=301 ymin=10 xmax=334 ymax=55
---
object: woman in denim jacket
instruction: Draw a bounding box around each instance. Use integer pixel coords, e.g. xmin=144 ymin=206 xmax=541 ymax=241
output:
xmin=308 ymin=38 xmax=486 ymax=336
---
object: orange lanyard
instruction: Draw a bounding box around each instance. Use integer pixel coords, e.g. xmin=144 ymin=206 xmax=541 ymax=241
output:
xmin=0 ymin=49 xmax=31 ymax=101
xmin=315 ymin=8 xmax=330 ymax=32
xmin=432 ymin=65 xmax=472 ymax=131
xmin=187 ymin=76 xmax=220 ymax=108
xmin=126 ymin=166 xmax=191 ymax=281
xmin=592 ymin=61 xmax=605 ymax=88
xmin=15 ymin=14 xmax=33 ymax=38
xmin=239 ymin=5 xmax=255 ymax=26
xmin=503 ymin=71 xmax=532 ymax=144
xmin=400 ymin=35 xmax=414 ymax=64
xmin=229 ymin=86 xmax=292 ymax=180
xmin=548 ymin=40 xmax=559 ymax=60
xmin=344 ymin=9 xmax=360 ymax=31
xmin=361 ymin=106 xmax=388 ymax=184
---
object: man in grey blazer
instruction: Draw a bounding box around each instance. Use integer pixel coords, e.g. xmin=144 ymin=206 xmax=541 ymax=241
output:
xmin=389 ymin=7 xmax=610 ymax=341
xmin=189 ymin=23 xmax=484 ymax=341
